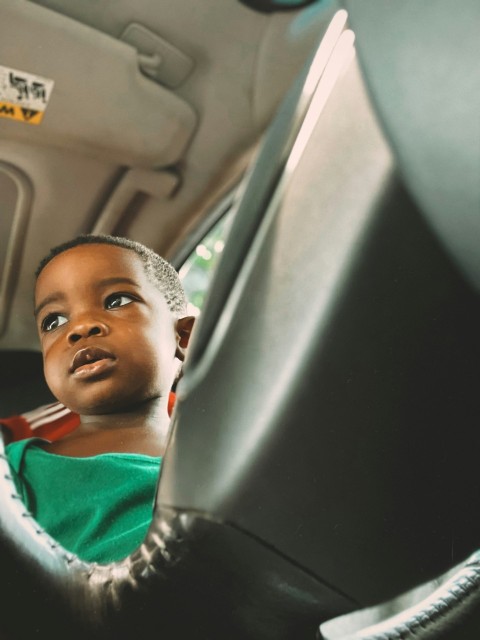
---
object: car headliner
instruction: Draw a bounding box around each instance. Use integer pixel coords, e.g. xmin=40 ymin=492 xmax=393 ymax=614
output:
xmin=0 ymin=0 xmax=333 ymax=353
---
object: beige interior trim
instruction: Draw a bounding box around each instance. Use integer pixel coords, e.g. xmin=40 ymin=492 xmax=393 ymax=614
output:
xmin=91 ymin=168 xmax=180 ymax=235
xmin=0 ymin=162 xmax=33 ymax=336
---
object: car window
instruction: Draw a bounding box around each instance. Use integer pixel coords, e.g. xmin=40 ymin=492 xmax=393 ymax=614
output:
xmin=179 ymin=211 xmax=233 ymax=316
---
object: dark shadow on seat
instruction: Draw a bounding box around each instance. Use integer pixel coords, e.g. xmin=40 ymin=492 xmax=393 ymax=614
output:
xmin=0 ymin=350 xmax=55 ymax=417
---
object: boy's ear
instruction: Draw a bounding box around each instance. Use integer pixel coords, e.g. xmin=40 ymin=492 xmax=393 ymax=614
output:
xmin=175 ymin=316 xmax=196 ymax=362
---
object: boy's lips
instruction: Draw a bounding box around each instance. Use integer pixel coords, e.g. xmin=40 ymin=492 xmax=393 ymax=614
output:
xmin=70 ymin=346 xmax=116 ymax=377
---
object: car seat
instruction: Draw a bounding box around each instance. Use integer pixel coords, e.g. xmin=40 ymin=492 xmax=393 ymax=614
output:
xmin=319 ymin=551 xmax=480 ymax=639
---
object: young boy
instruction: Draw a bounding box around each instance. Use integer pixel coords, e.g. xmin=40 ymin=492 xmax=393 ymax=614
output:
xmin=5 ymin=234 xmax=195 ymax=563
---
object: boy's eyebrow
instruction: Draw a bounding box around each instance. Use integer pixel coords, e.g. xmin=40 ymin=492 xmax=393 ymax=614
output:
xmin=34 ymin=277 xmax=140 ymax=318
xmin=96 ymin=277 xmax=141 ymax=289
xmin=34 ymin=292 xmax=66 ymax=318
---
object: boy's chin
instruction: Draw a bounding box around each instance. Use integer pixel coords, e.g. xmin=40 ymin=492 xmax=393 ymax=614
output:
xmin=62 ymin=391 xmax=164 ymax=417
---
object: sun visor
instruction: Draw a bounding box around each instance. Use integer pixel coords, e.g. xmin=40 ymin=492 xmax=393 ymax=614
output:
xmin=0 ymin=0 xmax=197 ymax=168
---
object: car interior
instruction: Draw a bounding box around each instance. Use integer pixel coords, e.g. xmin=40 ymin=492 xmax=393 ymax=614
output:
xmin=1 ymin=0 xmax=479 ymax=638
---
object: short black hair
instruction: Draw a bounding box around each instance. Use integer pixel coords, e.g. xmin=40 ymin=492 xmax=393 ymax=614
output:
xmin=36 ymin=234 xmax=187 ymax=316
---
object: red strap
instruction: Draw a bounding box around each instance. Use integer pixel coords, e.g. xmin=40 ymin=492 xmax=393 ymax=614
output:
xmin=1 ymin=392 xmax=177 ymax=443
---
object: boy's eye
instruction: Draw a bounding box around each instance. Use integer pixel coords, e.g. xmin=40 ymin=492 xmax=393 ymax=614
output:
xmin=41 ymin=313 xmax=68 ymax=333
xmin=105 ymin=293 xmax=135 ymax=309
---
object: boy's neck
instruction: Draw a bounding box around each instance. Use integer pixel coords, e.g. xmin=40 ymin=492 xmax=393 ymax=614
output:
xmin=42 ymin=397 xmax=171 ymax=457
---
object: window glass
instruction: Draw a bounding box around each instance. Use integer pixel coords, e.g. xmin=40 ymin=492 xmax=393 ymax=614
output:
xmin=179 ymin=212 xmax=233 ymax=316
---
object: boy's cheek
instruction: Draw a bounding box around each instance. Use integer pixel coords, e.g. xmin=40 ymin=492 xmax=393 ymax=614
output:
xmin=43 ymin=359 xmax=59 ymax=389
xmin=42 ymin=348 xmax=63 ymax=394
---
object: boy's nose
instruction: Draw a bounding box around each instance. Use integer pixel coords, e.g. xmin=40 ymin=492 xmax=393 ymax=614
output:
xmin=67 ymin=321 xmax=108 ymax=344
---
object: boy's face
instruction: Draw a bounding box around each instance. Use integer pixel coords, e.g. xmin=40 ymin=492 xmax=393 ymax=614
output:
xmin=34 ymin=244 xmax=185 ymax=415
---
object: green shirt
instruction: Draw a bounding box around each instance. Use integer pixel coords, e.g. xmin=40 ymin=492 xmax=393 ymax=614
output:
xmin=6 ymin=438 xmax=161 ymax=564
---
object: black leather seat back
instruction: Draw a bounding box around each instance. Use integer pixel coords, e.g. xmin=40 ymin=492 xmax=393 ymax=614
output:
xmin=159 ymin=4 xmax=480 ymax=609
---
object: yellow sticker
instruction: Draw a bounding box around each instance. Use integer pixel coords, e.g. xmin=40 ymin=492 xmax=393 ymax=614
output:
xmin=0 ymin=101 xmax=44 ymax=124
xmin=0 ymin=65 xmax=54 ymax=126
